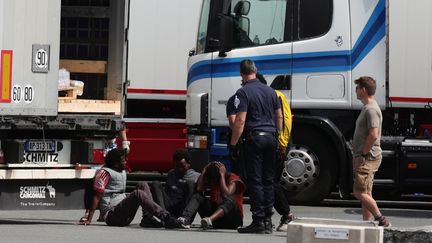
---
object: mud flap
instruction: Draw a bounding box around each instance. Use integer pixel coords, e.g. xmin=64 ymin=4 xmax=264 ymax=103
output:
xmin=0 ymin=179 xmax=92 ymax=210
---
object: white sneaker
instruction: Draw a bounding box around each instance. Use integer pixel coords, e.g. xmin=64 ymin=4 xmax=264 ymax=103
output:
xmin=201 ymin=217 xmax=212 ymax=230
xmin=177 ymin=217 xmax=191 ymax=229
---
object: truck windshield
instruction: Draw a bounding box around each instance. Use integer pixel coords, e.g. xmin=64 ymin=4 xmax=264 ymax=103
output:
xmin=196 ymin=0 xmax=287 ymax=54
xmin=229 ymin=0 xmax=287 ymax=48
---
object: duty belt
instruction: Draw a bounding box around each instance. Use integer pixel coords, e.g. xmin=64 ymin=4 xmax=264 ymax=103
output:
xmin=244 ymin=130 xmax=276 ymax=139
xmin=252 ymin=131 xmax=275 ymax=136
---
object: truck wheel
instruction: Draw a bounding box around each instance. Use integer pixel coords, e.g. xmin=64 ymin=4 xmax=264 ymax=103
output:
xmin=280 ymin=127 xmax=338 ymax=204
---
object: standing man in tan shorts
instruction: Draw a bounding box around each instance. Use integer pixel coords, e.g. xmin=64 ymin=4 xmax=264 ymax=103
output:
xmin=352 ymin=76 xmax=391 ymax=227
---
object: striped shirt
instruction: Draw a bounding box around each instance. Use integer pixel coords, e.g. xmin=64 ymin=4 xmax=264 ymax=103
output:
xmin=93 ymin=169 xmax=110 ymax=193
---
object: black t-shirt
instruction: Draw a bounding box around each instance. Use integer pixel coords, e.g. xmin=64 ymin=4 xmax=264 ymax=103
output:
xmin=234 ymin=79 xmax=280 ymax=132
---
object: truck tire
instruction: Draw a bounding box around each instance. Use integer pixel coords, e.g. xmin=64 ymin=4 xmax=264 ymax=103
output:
xmin=280 ymin=127 xmax=338 ymax=204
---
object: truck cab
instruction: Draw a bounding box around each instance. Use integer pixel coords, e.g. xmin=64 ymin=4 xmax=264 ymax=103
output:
xmin=186 ymin=0 xmax=432 ymax=203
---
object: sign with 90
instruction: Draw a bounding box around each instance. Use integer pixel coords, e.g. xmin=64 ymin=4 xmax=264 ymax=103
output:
xmin=32 ymin=44 xmax=50 ymax=73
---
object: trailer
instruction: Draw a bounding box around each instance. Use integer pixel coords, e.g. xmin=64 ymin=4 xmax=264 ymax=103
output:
xmin=0 ymin=0 xmax=128 ymax=209
xmin=124 ymin=0 xmax=201 ymax=173
xmin=0 ymin=0 xmax=205 ymax=209
xmin=185 ymin=0 xmax=432 ymax=203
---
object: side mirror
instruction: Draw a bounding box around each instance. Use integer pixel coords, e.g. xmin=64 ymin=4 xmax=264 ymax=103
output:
xmin=238 ymin=16 xmax=250 ymax=36
xmin=234 ymin=1 xmax=251 ymax=15
xmin=218 ymin=14 xmax=234 ymax=55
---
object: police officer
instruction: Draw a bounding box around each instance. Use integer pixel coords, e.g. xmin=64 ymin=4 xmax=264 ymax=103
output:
xmin=229 ymin=59 xmax=282 ymax=234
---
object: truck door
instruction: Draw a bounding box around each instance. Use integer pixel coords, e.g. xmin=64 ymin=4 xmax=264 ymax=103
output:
xmin=291 ymin=0 xmax=351 ymax=109
xmin=207 ymin=0 xmax=294 ymax=126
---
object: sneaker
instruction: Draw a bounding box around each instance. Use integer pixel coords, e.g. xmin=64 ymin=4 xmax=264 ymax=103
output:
xmin=163 ymin=214 xmax=181 ymax=229
xmin=177 ymin=217 xmax=191 ymax=229
xmin=264 ymin=218 xmax=273 ymax=234
xmin=201 ymin=217 xmax=212 ymax=230
xmin=237 ymin=220 xmax=265 ymax=234
xmin=276 ymin=213 xmax=294 ymax=232
xmin=377 ymin=216 xmax=391 ymax=227
xmin=140 ymin=215 xmax=163 ymax=228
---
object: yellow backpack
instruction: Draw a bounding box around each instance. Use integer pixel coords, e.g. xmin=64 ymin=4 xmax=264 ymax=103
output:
xmin=275 ymin=90 xmax=292 ymax=149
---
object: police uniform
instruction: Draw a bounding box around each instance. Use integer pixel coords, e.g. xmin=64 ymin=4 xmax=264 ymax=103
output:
xmin=226 ymin=95 xmax=237 ymax=118
xmin=233 ymin=79 xmax=280 ymax=222
xmin=226 ymin=95 xmax=247 ymax=181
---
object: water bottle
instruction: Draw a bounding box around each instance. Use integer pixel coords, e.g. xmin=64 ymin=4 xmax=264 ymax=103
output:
xmin=253 ymin=35 xmax=260 ymax=45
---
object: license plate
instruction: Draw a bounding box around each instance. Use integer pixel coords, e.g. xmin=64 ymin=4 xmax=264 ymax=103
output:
xmin=25 ymin=140 xmax=56 ymax=152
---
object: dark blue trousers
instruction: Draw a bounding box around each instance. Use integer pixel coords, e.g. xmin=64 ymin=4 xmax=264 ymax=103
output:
xmin=243 ymin=134 xmax=277 ymax=221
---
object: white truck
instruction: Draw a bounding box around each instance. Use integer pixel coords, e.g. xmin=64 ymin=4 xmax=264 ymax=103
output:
xmin=0 ymin=0 xmax=203 ymax=209
xmin=186 ymin=0 xmax=432 ymax=203
xmin=124 ymin=0 xmax=201 ymax=173
xmin=0 ymin=0 xmax=128 ymax=209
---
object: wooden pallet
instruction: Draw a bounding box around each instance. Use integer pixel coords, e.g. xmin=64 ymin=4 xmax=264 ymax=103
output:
xmin=58 ymin=58 xmax=120 ymax=115
xmin=59 ymin=87 xmax=80 ymax=99
xmin=59 ymin=59 xmax=107 ymax=74
xmin=58 ymin=99 xmax=121 ymax=115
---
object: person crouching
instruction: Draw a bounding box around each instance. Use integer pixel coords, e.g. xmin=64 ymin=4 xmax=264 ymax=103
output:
xmin=178 ymin=162 xmax=245 ymax=230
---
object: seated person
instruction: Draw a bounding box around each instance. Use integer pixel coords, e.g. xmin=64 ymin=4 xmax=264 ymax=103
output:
xmin=151 ymin=149 xmax=200 ymax=217
xmin=78 ymin=148 xmax=180 ymax=228
xmin=178 ymin=162 xmax=245 ymax=230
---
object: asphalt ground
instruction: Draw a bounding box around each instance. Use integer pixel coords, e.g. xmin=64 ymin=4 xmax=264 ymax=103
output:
xmin=0 ymin=202 xmax=431 ymax=243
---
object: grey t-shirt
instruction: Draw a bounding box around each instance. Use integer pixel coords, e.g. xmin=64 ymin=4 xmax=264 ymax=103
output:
xmin=352 ymin=99 xmax=382 ymax=159
xmin=165 ymin=169 xmax=200 ymax=203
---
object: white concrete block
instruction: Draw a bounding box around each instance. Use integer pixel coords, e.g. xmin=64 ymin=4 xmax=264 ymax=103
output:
xmin=287 ymin=218 xmax=383 ymax=243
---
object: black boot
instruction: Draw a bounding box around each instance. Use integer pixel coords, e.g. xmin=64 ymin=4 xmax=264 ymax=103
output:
xmin=237 ymin=220 xmax=265 ymax=234
xmin=264 ymin=217 xmax=273 ymax=234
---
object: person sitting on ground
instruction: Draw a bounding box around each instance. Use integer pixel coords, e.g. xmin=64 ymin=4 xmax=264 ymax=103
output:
xmin=78 ymin=148 xmax=180 ymax=228
xmin=178 ymin=161 xmax=245 ymax=230
xmin=151 ymin=149 xmax=200 ymax=218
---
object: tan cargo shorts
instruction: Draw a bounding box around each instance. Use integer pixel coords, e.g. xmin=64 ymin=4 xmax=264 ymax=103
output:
xmin=352 ymin=157 xmax=381 ymax=193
